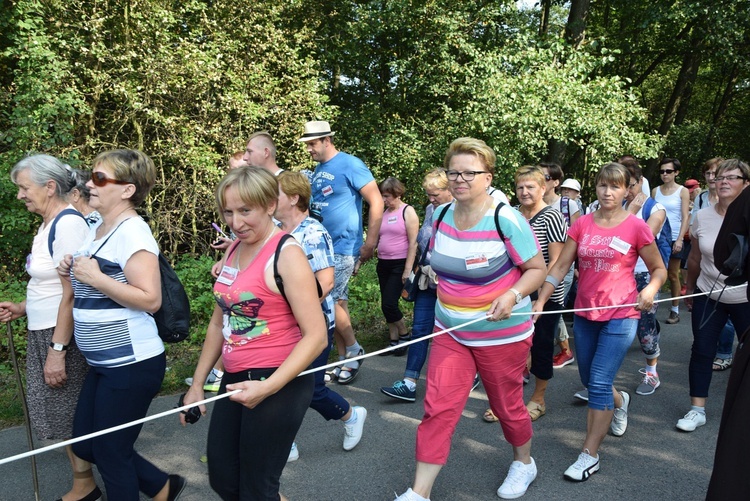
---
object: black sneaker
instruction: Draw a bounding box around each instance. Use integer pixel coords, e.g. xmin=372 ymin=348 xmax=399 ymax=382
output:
xmin=167 ymin=474 xmax=187 ymax=501
xmin=380 ymin=380 xmax=416 ymax=402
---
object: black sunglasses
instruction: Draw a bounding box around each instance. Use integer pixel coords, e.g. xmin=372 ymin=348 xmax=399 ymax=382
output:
xmin=91 ymin=171 xmax=131 ymax=187
xmin=659 ymin=169 xmax=675 ymax=175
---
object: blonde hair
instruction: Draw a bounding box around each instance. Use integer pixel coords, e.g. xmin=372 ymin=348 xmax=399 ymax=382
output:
xmin=594 ymin=162 xmax=629 ymax=189
xmin=422 ymin=168 xmax=448 ymax=191
xmin=215 ymin=166 xmax=278 ymax=222
xmin=93 ymin=149 xmax=156 ymax=207
xmin=277 ymin=171 xmax=311 ymax=211
xmin=443 ymin=137 xmax=496 ymax=174
xmin=514 ymin=165 xmax=546 ymax=188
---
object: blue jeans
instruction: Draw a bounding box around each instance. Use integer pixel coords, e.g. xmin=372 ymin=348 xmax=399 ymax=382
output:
xmin=573 ymin=316 xmax=638 ymax=411
xmin=716 ymin=319 xmax=736 ymax=360
xmin=310 ymin=325 xmax=350 ymax=420
xmin=635 ymin=272 xmax=660 ymax=359
xmin=404 ymin=287 xmax=437 ymax=380
xmin=689 ymin=290 xmax=750 ymax=398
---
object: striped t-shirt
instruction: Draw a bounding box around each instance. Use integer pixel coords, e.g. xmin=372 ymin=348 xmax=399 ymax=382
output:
xmin=72 ymin=217 xmax=164 ymax=368
xmin=429 ymin=200 xmax=540 ymax=346
xmin=527 ymin=206 xmax=568 ymax=305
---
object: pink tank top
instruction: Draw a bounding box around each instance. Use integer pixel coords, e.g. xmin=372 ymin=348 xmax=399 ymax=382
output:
xmin=213 ymin=232 xmax=302 ymax=371
xmin=378 ymin=205 xmax=410 ymax=259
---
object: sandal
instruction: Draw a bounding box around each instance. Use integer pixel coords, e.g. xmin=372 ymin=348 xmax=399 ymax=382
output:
xmin=713 ymin=357 xmax=732 ymax=371
xmin=324 ymin=367 xmax=340 ymax=384
xmin=337 ymin=348 xmax=364 ymax=385
xmin=526 ymin=401 xmax=546 ymax=421
xmin=483 ymin=408 xmax=499 ymax=423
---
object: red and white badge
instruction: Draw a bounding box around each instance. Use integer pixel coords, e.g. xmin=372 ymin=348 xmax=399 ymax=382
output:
xmin=465 ymin=253 xmax=489 ymax=270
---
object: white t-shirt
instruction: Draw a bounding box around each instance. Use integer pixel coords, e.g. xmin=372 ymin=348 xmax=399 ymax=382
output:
xmin=72 ymin=217 xmax=164 ymax=367
xmin=691 ymin=206 xmax=747 ymax=304
xmin=26 ymin=207 xmax=89 ymax=330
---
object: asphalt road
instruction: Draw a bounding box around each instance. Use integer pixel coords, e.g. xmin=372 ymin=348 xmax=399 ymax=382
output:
xmin=1 ymin=304 xmax=729 ymax=500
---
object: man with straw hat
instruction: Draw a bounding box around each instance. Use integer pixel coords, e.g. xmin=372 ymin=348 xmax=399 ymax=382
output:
xmin=300 ymin=120 xmax=383 ymax=385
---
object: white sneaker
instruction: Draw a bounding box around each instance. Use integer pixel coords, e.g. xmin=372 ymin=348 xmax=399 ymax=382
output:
xmin=497 ymin=458 xmax=537 ymax=499
xmin=563 ymin=449 xmax=600 ymax=482
xmin=343 ymin=406 xmax=367 ymax=450
xmin=610 ymin=391 xmax=630 ymax=436
xmin=287 ymin=442 xmax=299 ymax=462
xmin=676 ymin=410 xmax=706 ymax=432
xmin=394 ymin=488 xmax=429 ymax=501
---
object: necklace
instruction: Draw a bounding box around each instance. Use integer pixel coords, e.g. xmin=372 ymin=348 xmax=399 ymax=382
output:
xmin=234 ymin=226 xmax=276 ymax=270
xmin=455 ymin=196 xmax=490 ymax=230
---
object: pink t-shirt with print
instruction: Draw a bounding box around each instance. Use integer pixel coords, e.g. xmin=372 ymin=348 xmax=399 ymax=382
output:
xmin=569 ymin=213 xmax=654 ymax=321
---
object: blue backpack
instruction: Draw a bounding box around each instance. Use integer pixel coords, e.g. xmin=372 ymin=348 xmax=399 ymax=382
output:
xmin=642 ymin=198 xmax=672 ymax=268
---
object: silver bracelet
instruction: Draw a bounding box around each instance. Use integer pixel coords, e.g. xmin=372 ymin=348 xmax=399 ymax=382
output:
xmin=545 ymin=275 xmax=560 ymax=288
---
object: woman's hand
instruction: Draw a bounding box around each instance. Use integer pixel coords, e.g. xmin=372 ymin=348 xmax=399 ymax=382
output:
xmin=210 ymin=237 xmax=233 ymax=251
xmin=487 ymin=291 xmax=516 ymax=321
xmin=71 ymin=255 xmax=102 ymax=286
xmin=683 ymin=287 xmax=694 ymax=310
xmin=531 ymin=298 xmax=545 ymax=323
xmin=179 ymin=386 xmax=207 ymax=427
xmin=227 ymin=380 xmax=272 ymax=409
xmin=401 ymin=270 xmax=410 ymax=284
xmin=635 ymin=288 xmax=656 ymax=312
xmin=44 ymin=351 xmax=67 ymax=388
xmin=629 ymin=193 xmax=647 ymax=214
xmin=0 ymin=302 xmax=25 ymax=323
xmin=211 ymin=260 xmax=222 ymax=279
xmin=672 ymin=239 xmax=683 ymax=254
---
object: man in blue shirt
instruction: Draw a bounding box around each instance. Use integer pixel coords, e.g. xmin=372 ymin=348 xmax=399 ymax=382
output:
xmin=300 ymin=121 xmax=384 ymax=384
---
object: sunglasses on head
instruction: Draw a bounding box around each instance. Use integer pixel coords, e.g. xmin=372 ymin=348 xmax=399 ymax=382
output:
xmin=91 ymin=171 xmax=131 ymax=187
xmin=660 ymin=169 xmax=676 ymax=175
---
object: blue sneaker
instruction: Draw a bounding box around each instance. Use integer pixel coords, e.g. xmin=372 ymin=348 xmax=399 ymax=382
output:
xmin=380 ymin=380 xmax=416 ymax=402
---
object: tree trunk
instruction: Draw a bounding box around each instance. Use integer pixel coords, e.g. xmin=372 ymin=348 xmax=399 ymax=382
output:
xmin=644 ymin=33 xmax=703 ymax=178
xmin=539 ymin=0 xmax=551 ymax=36
xmin=564 ymin=0 xmax=590 ymax=48
xmin=702 ymin=64 xmax=740 ymax=159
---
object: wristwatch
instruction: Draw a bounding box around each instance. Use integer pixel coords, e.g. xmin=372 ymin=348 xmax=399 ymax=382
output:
xmin=49 ymin=342 xmax=69 ymax=352
xmin=508 ymin=288 xmax=523 ymax=304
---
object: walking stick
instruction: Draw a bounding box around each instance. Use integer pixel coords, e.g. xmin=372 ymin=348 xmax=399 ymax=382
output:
xmin=6 ymin=321 xmax=41 ymax=501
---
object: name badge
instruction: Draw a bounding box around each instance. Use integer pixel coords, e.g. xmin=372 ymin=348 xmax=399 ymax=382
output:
xmin=322 ymin=185 xmax=334 ymax=197
xmin=465 ymin=253 xmax=489 ymax=270
xmin=217 ymin=266 xmax=239 ymax=286
xmin=609 ymin=236 xmax=631 ymax=255
xmin=388 ymin=216 xmax=398 ymax=224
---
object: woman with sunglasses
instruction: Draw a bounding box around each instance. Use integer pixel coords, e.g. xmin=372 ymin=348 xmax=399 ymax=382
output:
xmin=59 ymin=150 xmax=185 ymax=501
xmin=652 ymin=157 xmax=690 ymax=324
xmin=395 ymin=138 xmax=546 ymax=501
xmin=1 ymin=155 xmax=97 ymax=501
xmin=537 ymin=162 xmax=665 ymax=482
xmin=679 ymin=159 xmax=750 ymax=433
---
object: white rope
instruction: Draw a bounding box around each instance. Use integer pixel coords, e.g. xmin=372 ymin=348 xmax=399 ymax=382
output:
xmin=1 ymin=284 xmax=743 ymax=466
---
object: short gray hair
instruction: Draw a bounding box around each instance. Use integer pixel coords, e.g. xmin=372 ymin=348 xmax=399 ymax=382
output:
xmin=10 ymin=154 xmax=76 ymax=198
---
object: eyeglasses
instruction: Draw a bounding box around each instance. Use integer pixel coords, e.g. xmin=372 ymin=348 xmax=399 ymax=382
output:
xmin=91 ymin=171 xmax=131 ymax=187
xmin=445 ymin=170 xmax=489 ymax=182
xmin=704 ymin=172 xmax=716 ymax=178
xmin=659 ymin=169 xmax=675 ymax=175
xmin=714 ymin=175 xmax=747 ymax=182
xmin=544 ymin=175 xmax=552 ymax=181
xmin=628 ymin=182 xmax=638 ymax=189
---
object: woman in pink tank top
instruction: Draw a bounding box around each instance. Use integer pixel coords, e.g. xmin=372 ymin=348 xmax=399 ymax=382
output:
xmin=181 ymin=167 xmax=327 ymax=500
xmin=376 ymin=177 xmax=419 ymax=355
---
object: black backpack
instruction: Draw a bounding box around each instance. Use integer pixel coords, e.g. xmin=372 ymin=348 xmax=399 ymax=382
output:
xmin=93 ymin=219 xmax=190 ymax=343
xmin=48 ymin=208 xmax=87 ymax=257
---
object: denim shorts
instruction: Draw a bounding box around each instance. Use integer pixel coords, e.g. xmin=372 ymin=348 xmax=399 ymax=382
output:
xmin=332 ymin=254 xmax=357 ymax=302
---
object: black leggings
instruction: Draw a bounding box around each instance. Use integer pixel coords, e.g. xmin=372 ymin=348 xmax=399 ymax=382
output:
xmin=207 ymin=368 xmax=314 ymax=500
xmin=376 ymin=258 xmax=406 ymax=324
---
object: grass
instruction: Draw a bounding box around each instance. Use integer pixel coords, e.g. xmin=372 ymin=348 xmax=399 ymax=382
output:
xmin=0 ymin=259 xmax=409 ymax=429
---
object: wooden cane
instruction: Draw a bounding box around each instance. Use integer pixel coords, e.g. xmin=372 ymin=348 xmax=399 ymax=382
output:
xmin=6 ymin=321 xmax=41 ymax=501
